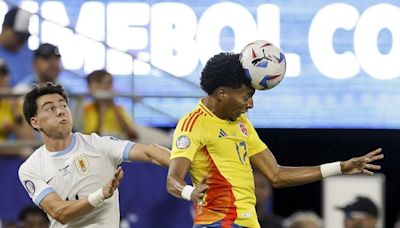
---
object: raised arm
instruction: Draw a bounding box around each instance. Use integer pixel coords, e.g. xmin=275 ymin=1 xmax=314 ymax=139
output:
xmin=40 ymin=167 xmax=124 ymax=224
xmin=128 ymin=143 xmax=170 ymax=166
xmin=250 ymin=147 xmax=383 ymax=188
xmin=166 ymin=157 xmax=208 ymax=203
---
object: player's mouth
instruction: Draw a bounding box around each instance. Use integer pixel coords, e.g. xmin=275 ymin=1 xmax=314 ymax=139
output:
xmin=59 ymin=119 xmax=68 ymax=124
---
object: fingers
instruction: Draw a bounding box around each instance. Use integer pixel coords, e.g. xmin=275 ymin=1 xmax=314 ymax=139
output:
xmin=358 ymin=148 xmax=384 ymax=163
xmin=367 ymin=154 xmax=384 ymax=163
xmin=200 ymin=175 xmax=208 ymax=185
xmin=110 ymin=167 xmax=124 ymax=192
xmin=365 ymin=148 xmax=382 ymax=157
xmin=199 ymin=184 xmax=209 ymax=194
xmin=116 ymin=167 xmax=124 ymax=181
xmin=113 ymin=167 xmax=124 ymax=181
xmin=363 ymin=169 xmax=374 ymax=175
xmin=365 ymin=164 xmax=381 ymax=170
xmin=195 ymin=183 xmax=208 ymax=197
xmin=193 ymin=176 xmax=209 ymax=201
xmin=114 ymin=167 xmax=122 ymax=179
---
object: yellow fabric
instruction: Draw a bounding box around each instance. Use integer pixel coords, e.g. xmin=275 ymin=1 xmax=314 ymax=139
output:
xmin=171 ymin=100 xmax=267 ymax=228
xmin=83 ymin=103 xmax=134 ymax=139
xmin=0 ymin=100 xmax=15 ymax=140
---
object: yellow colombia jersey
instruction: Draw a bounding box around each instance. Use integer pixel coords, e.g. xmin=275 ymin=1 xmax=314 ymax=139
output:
xmin=171 ymin=100 xmax=267 ymax=228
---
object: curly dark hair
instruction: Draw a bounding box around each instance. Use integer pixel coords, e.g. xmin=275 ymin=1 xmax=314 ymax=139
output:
xmin=23 ymin=82 xmax=69 ymax=130
xmin=200 ymin=52 xmax=251 ymax=95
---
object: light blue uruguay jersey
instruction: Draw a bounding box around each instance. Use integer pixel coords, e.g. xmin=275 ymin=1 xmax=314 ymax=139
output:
xmin=18 ymin=132 xmax=134 ymax=228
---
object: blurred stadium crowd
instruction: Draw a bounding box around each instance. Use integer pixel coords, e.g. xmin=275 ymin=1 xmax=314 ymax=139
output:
xmin=0 ymin=4 xmax=398 ymax=228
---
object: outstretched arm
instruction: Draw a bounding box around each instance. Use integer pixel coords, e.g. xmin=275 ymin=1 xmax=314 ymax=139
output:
xmin=40 ymin=167 xmax=124 ymax=224
xmin=128 ymin=143 xmax=170 ymax=166
xmin=251 ymin=147 xmax=383 ymax=188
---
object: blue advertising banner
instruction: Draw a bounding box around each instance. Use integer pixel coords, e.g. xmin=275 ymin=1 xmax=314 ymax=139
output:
xmin=1 ymin=0 xmax=398 ymax=128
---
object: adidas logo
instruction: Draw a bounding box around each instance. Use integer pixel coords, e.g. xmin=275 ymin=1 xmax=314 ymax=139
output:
xmin=219 ymin=129 xmax=228 ymax=137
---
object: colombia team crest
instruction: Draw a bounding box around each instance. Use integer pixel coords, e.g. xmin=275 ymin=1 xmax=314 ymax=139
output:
xmin=74 ymin=154 xmax=90 ymax=175
xmin=237 ymin=122 xmax=249 ymax=137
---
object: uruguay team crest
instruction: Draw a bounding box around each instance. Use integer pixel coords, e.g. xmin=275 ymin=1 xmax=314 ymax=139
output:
xmin=237 ymin=122 xmax=249 ymax=137
xmin=74 ymin=154 xmax=90 ymax=175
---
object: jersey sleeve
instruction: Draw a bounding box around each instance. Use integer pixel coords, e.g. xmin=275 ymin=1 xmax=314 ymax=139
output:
xmin=18 ymin=162 xmax=55 ymax=207
xmin=170 ymin=116 xmax=203 ymax=161
xmin=245 ymin=117 xmax=267 ymax=157
xmin=90 ymin=133 xmax=135 ymax=166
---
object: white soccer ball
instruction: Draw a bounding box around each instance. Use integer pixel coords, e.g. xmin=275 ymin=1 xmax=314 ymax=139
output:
xmin=240 ymin=40 xmax=286 ymax=90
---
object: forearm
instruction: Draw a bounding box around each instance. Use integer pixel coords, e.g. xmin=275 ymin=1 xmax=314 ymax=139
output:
xmin=43 ymin=198 xmax=94 ymax=224
xmin=270 ymin=165 xmax=322 ymax=188
xmin=166 ymin=158 xmax=193 ymax=199
xmin=146 ymin=144 xmax=170 ymax=167
xmin=251 ymin=149 xmax=340 ymax=188
xmin=166 ymin=174 xmax=187 ymax=198
xmin=129 ymin=144 xmax=170 ymax=166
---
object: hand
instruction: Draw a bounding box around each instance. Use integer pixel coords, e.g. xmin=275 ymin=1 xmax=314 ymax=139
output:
xmin=341 ymin=148 xmax=383 ymax=175
xmin=191 ymin=175 xmax=208 ymax=204
xmin=102 ymin=167 xmax=124 ymax=199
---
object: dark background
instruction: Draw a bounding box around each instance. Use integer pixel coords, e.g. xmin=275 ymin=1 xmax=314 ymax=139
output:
xmin=1 ymin=128 xmax=397 ymax=227
xmin=257 ymin=128 xmax=398 ymax=227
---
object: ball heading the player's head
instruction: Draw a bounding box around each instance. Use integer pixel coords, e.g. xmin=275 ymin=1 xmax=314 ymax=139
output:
xmin=240 ymin=40 xmax=286 ymax=90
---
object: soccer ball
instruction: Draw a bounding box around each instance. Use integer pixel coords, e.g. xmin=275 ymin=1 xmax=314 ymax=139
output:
xmin=240 ymin=40 xmax=286 ymax=90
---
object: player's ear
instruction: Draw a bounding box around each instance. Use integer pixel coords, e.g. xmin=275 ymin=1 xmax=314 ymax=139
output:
xmin=30 ymin=117 xmax=40 ymax=130
xmin=215 ymin=87 xmax=227 ymax=101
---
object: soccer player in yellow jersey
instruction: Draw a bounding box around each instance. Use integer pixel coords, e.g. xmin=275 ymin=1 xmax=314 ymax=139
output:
xmin=166 ymin=53 xmax=384 ymax=228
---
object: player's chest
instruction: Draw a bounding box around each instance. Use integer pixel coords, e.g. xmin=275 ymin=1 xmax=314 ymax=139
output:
xmin=205 ymin=122 xmax=251 ymax=164
xmin=43 ymin=151 xmax=109 ymax=188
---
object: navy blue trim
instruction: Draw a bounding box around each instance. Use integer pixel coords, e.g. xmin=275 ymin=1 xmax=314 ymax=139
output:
xmin=51 ymin=134 xmax=77 ymax=157
xmin=123 ymin=142 xmax=135 ymax=161
xmin=33 ymin=187 xmax=55 ymax=206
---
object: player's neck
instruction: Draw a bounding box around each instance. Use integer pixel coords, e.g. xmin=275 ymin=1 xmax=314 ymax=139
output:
xmin=43 ymin=132 xmax=73 ymax=152
xmin=202 ymin=96 xmax=228 ymax=120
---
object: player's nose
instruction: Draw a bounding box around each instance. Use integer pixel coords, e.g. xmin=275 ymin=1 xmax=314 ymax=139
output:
xmin=247 ymin=97 xmax=254 ymax=109
xmin=56 ymin=107 xmax=65 ymax=117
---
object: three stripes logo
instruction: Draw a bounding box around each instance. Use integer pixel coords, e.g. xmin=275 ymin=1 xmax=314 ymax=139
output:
xmin=219 ymin=129 xmax=228 ymax=138
xmin=181 ymin=109 xmax=204 ymax=132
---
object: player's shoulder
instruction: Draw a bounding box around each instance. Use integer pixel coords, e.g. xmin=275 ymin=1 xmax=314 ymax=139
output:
xmin=75 ymin=132 xmax=105 ymax=144
xmin=19 ymin=146 xmax=45 ymax=175
xmin=78 ymin=132 xmax=123 ymax=150
xmin=178 ymin=107 xmax=209 ymax=133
